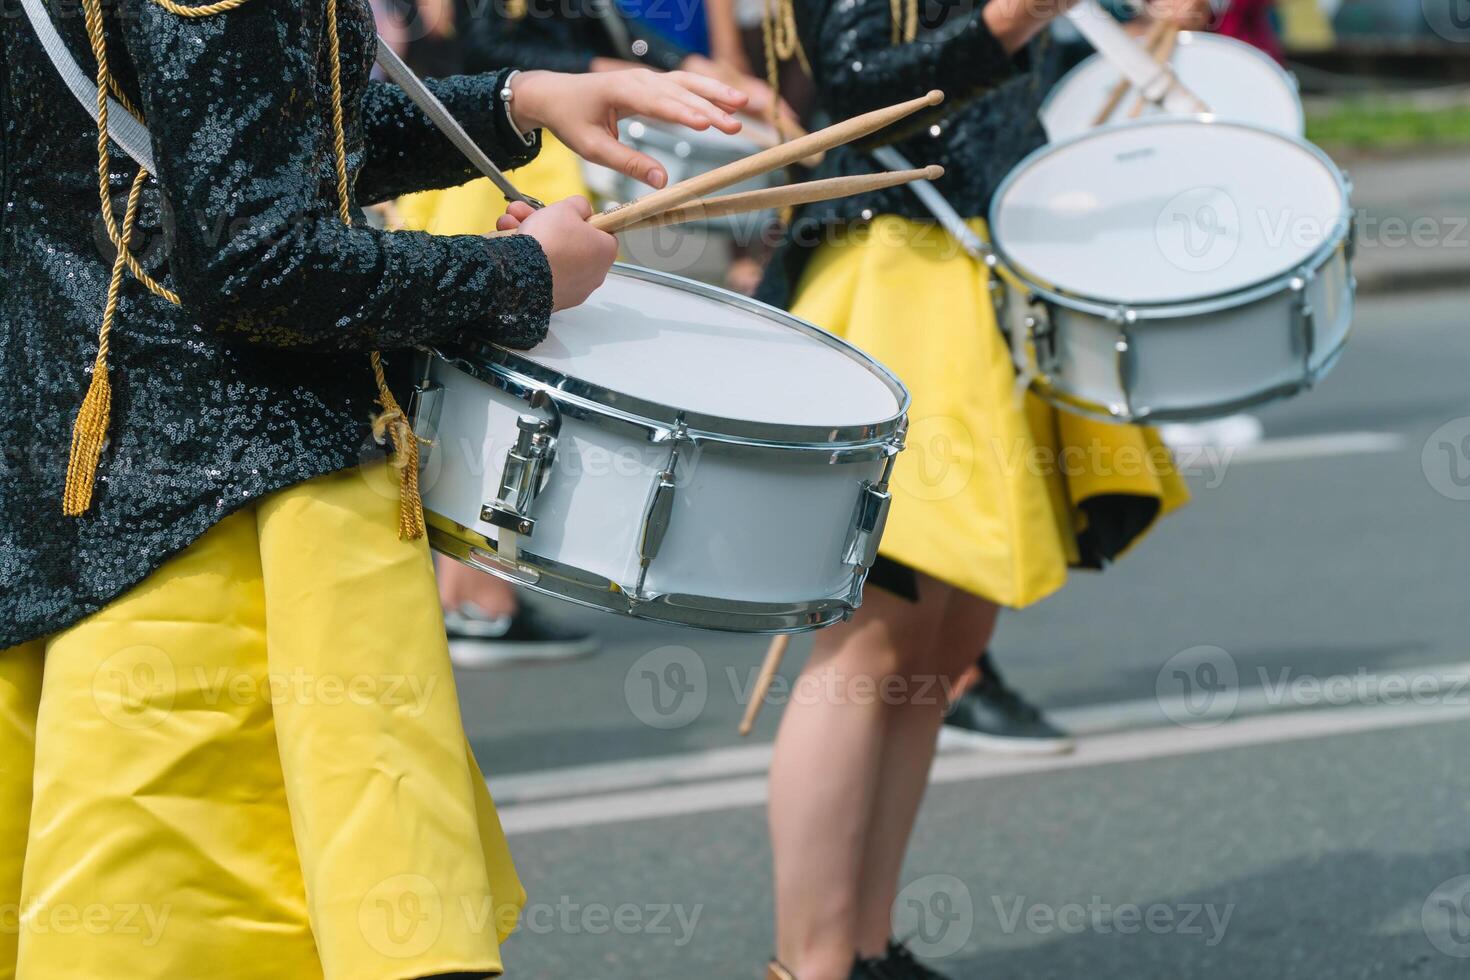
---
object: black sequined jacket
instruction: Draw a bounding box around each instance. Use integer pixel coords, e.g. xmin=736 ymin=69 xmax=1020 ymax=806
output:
xmin=463 ymin=0 xmax=690 ymax=75
xmin=756 ymin=0 xmax=1061 ymax=309
xmin=0 ymin=0 xmax=553 ymax=648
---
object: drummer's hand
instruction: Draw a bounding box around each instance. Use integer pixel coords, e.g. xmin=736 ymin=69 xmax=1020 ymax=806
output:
xmin=1149 ymin=0 xmax=1212 ymax=30
xmin=510 ymin=197 xmax=618 ymax=312
xmin=679 ymin=54 xmax=799 ymax=128
xmin=509 ymin=69 xmax=748 ymax=190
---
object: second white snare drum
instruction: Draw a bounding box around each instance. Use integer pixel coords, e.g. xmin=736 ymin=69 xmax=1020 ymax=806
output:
xmin=582 ymin=117 xmax=785 ymax=237
xmin=1041 ymin=31 xmax=1303 ymax=141
xmin=988 ymin=117 xmax=1354 ymax=422
xmin=412 ymin=267 xmax=908 ymax=634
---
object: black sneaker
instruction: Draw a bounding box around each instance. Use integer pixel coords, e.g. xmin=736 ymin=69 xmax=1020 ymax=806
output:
xmin=872 ymin=940 xmax=951 ymax=979
xmin=763 ymin=957 xmax=889 ymax=980
xmin=944 ymin=650 xmax=1075 ymax=755
xmin=444 ymin=604 xmax=599 ymax=669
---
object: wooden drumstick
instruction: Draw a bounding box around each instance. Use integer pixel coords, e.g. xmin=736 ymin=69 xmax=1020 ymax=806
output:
xmin=739 ymin=634 xmax=790 ymax=737
xmin=1128 ymin=24 xmax=1180 ymax=119
xmin=591 ymin=89 xmax=945 ymax=234
xmin=614 ymin=167 xmax=944 ymax=233
xmin=1092 ymin=19 xmax=1168 ymax=127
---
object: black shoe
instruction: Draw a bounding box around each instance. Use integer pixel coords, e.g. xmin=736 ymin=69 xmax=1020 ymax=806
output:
xmin=872 ymin=940 xmax=951 ymax=979
xmin=763 ymin=958 xmax=888 ymax=980
xmin=944 ymin=650 xmax=1075 ymax=755
xmin=444 ymin=604 xmax=599 ymax=669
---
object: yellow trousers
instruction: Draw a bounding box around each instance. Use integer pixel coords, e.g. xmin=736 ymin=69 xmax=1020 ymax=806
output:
xmin=0 ymin=465 xmax=523 ymax=979
xmin=792 ymin=216 xmax=1191 ymax=607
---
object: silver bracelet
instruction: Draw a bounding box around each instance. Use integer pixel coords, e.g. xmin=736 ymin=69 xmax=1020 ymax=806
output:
xmin=498 ymin=69 xmax=536 ymax=147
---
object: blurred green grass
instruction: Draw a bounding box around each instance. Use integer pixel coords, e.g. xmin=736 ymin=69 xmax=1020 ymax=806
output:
xmin=1306 ymin=97 xmax=1470 ymax=151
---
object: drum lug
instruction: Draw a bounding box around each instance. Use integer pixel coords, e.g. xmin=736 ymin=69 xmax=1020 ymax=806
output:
xmin=1109 ymin=307 xmax=1140 ymax=419
xmin=1290 ymin=270 xmax=1317 ymax=384
xmin=843 ymin=482 xmax=892 ymax=570
xmin=482 ymin=390 xmax=560 ymax=539
xmin=408 ymin=379 xmax=444 ymax=467
xmin=633 ymin=420 xmax=690 ymax=599
xmin=1025 ymin=297 xmax=1058 ymax=374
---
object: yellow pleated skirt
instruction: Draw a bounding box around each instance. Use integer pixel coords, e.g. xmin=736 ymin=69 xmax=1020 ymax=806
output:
xmin=394 ymin=133 xmax=592 ymax=236
xmin=0 ymin=464 xmax=523 ymax=979
xmin=791 ymin=216 xmax=1191 ymax=608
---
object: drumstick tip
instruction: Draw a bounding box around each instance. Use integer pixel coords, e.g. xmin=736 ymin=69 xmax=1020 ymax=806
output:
xmin=922 ymin=165 xmax=945 ymax=180
xmin=925 ymin=89 xmax=945 ymax=106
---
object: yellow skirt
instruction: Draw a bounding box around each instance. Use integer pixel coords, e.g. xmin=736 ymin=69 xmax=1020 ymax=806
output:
xmin=792 ymin=216 xmax=1190 ymax=608
xmin=394 ymin=133 xmax=592 ymax=236
xmin=0 ymin=465 xmax=523 ymax=979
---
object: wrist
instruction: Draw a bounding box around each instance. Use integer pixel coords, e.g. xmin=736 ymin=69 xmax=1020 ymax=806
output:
xmin=506 ymin=69 xmax=548 ymax=132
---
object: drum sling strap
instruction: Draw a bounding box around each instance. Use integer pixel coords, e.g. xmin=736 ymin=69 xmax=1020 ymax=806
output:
xmin=18 ymin=0 xmax=530 ymax=537
xmin=870 ymin=145 xmax=1036 ymax=399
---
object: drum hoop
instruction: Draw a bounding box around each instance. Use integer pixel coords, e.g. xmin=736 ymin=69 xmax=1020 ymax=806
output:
xmin=1038 ymin=31 xmax=1305 ymax=136
xmin=988 ymin=117 xmax=1353 ymax=313
xmin=441 ymin=264 xmax=911 ymax=450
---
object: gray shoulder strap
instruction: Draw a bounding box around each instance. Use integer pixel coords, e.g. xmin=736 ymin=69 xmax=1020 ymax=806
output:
xmin=18 ymin=0 xmax=157 ymax=172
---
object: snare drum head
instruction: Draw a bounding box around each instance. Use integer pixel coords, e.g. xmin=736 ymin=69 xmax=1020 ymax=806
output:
xmin=1041 ymin=32 xmax=1303 ymax=141
xmin=991 ymin=119 xmax=1349 ymax=306
xmin=506 ymin=267 xmax=903 ymax=428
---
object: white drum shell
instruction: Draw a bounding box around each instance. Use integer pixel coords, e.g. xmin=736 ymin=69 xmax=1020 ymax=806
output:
xmin=1041 ymin=31 xmax=1304 ymax=141
xmin=994 ymin=245 xmax=1354 ymax=419
xmin=421 ymin=362 xmax=889 ymax=607
xmin=414 ymin=267 xmax=908 ymax=633
xmin=988 ymin=118 xmax=1356 ymax=421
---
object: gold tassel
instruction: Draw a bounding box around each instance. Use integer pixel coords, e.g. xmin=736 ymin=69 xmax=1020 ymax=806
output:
xmin=370 ymin=352 xmax=426 ymax=540
xmin=62 ymin=359 xmax=112 ymax=517
xmin=63 ymin=169 xmax=150 ymax=516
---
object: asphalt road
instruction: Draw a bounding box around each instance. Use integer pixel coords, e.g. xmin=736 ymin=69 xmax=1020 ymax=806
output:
xmin=452 ymin=285 xmax=1470 ymax=979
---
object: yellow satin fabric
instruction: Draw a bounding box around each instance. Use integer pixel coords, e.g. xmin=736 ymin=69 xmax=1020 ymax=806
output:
xmin=395 ymin=133 xmax=592 ymax=235
xmin=791 ymin=216 xmax=1190 ymax=608
xmin=0 ymin=464 xmax=523 ymax=979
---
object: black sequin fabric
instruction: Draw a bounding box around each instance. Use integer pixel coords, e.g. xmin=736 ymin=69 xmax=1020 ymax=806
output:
xmin=757 ymin=0 xmax=1061 ymax=309
xmin=0 ymin=0 xmax=552 ymax=648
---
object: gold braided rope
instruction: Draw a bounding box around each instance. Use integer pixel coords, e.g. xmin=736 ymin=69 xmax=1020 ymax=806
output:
xmin=889 ymin=0 xmax=918 ymax=44
xmin=67 ymin=0 xmax=426 ymax=538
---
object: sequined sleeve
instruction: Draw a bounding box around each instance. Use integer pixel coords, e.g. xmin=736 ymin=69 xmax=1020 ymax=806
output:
xmin=356 ymin=71 xmax=542 ymax=204
xmin=794 ymin=0 xmax=1025 ymax=144
xmin=117 ymin=0 xmax=551 ymax=352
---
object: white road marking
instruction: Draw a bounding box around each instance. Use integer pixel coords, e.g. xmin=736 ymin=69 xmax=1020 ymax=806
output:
xmin=1224 ymin=431 xmax=1406 ymax=464
xmin=495 ymin=697 xmax=1470 ymax=836
xmin=490 ymin=660 xmax=1470 ymax=811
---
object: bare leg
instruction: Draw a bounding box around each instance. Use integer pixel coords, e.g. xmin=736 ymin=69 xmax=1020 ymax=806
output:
xmin=769 ymin=581 xmax=951 ymax=980
xmin=436 ymin=557 xmax=518 ymax=619
xmin=854 ymin=590 xmax=1001 ymax=955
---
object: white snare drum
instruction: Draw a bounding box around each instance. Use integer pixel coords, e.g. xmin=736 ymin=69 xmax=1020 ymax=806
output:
xmin=411 ymin=266 xmax=908 ymax=633
xmin=582 ymin=117 xmax=785 ymax=237
xmin=988 ymin=117 xmax=1355 ymax=422
xmin=1041 ymin=32 xmax=1303 ymax=141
